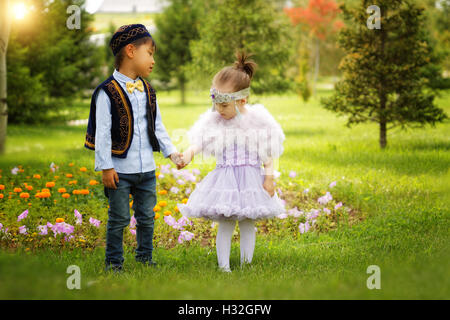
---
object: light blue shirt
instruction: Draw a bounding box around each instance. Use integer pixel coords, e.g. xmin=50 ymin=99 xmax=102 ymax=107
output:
xmin=94 ymin=69 xmax=177 ymax=173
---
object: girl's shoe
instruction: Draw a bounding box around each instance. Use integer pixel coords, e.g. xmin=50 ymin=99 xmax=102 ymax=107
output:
xmin=219 ymin=266 xmax=232 ymax=273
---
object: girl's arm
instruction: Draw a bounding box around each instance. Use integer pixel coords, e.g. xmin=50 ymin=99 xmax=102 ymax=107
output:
xmin=263 ymin=158 xmax=275 ymax=196
xmin=181 ymin=144 xmax=202 ymax=166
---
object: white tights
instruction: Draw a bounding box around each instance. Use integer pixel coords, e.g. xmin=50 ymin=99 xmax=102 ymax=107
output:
xmin=216 ymin=219 xmax=256 ymax=271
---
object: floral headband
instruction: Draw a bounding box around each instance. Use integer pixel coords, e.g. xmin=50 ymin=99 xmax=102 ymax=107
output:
xmin=210 ymin=87 xmax=250 ymax=104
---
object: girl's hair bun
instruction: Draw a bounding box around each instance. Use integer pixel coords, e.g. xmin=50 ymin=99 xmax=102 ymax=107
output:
xmin=233 ymin=51 xmax=257 ymax=80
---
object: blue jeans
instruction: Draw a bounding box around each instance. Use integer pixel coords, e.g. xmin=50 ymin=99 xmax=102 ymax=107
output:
xmin=104 ymin=170 xmax=157 ymax=267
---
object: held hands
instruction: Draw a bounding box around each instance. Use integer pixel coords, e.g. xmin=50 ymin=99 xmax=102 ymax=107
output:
xmin=169 ymin=151 xmax=191 ymax=170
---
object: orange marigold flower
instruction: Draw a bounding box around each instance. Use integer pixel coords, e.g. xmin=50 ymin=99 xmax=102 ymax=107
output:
xmin=33 ymin=174 xmax=41 ymax=179
xmin=26 ymin=185 xmax=33 ymax=191
xmin=0 ymin=194 xmax=4 ymax=199
xmin=164 ymin=210 xmax=172 ymax=216
xmin=89 ymin=180 xmax=99 ymax=185
xmin=46 ymin=182 xmax=55 ymax=188
xmin=80 ymin=189 xmax=89 ymax=195
xmin=66 ymin=173 xmax=73 ymax=178
xmin=14 ymin=187 xmax=22 ymax=193
xmin=154 ymin=212 xmax=160 ymax=219
xmin=20 ymin=192 xmax=30 ymax=198
xmin=68 ymin=180 xmax=77 ymax=185
xmin=79 ymin=167 xmax=87 ymax=172
xmin=58 ymin=188 xmax=66 ymax=193
xmin=56 ymin=218 xmax=64 ymax=223
xmin=129 ymin=200 xmax=133 ymax=208
xmin=40 ymin=191 xmax=51 ymax=198
xmin=69 ymin=163 xmax=74 ymax=167
xmin=158 ymin=200 xmax=167 ymax=207
xmin=155 ymin=172 xmax=160 ymax=178
xmin=73 ymin=189 xmax=80 ymax=195
xmin=153 ymin=205 xmax=161 ymax=212
xmin=0 ymin=184 xmax=4 ymax=190
xmin=174 ymin=206 xmax=179 ymax=213
xmin=158 ymin=190 xmax=167 ymax=195
xmin=41 ymin=188 xmax=50 ymax=193
xmin=62 ymin=193 xmax=70 ymax=199
xmin=19 ymin=169 xmax=24 ymax=173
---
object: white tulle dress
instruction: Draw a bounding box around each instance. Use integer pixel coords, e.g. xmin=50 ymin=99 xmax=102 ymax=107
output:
xmin=177 ymin=103 xmax=286 ymax=221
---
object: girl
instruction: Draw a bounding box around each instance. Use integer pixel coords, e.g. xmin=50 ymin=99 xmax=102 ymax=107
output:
xmin=177 ymin=51 xmax=286 ymax=272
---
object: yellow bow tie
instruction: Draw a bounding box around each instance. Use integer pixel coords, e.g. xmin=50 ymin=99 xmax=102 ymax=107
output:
xmin=126 ymin=80 xmax=144 ymax=94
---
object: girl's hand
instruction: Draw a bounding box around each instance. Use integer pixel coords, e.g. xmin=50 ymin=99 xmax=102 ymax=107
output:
xmin=263 ymin=176 xmax=275 ymax=197
xmin=181 ymin=149 xmax=194 ymax=167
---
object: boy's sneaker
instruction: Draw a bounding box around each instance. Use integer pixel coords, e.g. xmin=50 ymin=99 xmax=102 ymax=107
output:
xmin=104 ymin=263 xmax=124 ymax=273
xmin=136 ymin=259 xmax=158 ymax=267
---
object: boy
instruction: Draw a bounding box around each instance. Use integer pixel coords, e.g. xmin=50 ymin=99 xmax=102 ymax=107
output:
xmin=84 ymin=24 xmax=184 ymax=272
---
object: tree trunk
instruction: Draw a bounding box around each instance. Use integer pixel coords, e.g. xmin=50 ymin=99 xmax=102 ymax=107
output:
xmin=179 ymin=73 xmax=186 ymax=105
xmin=0 ymin=0 xmax=12 ymax=155
xmin=378 ymin=8 xmax=387 ymax=149
xmin=379 ymin=121 xmax=387 ymax=149
xmin=312 ymin=37 xmax=320 ymax=97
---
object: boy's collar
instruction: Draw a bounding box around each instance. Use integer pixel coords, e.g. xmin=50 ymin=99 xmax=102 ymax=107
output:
xmin=113 ymin=69 xmax=141 ymax=83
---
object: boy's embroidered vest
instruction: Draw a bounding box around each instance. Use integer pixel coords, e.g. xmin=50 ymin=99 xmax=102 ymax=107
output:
xmin=84 ymin=75 xmax=161 ymax=158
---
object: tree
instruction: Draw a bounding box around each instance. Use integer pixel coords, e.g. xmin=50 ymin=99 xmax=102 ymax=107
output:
xmin=0 ymin=0 xmax=12 ymax=154
xmin=321 ymin=0 xmax=448 ymax=149
xmin=285 ymin=0 xmax=343 ymax=96
xmin=188 ymin=0 xmax=293 ymax=94
xmin=153 ymin=0 xmax=201 ymax=104
xmin=4 ymin=0 xmax=102 ymax=126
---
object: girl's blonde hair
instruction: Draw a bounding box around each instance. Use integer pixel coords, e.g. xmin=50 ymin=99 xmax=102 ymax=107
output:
xmin=212 ymin=51 xmax=258 ymax=92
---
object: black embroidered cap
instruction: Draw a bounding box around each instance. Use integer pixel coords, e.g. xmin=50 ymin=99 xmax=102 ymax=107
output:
xmin=109 ymin=24 xmax=154 ymax=56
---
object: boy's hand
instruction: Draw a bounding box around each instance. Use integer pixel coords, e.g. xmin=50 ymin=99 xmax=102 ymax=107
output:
xmin=102 ymin=168 xmax=119 ymax=189
xmin=169 ymin=152 xmax=185 ymax=170
xmin=263 ymin=176 xmax=275 ymax=197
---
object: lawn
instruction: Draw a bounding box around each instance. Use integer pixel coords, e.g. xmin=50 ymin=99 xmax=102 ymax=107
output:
xmin=0 ymin=88 xmax=449 ymax=299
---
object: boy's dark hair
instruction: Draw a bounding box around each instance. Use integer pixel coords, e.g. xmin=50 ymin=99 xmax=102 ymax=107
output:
xmin=114 ymin=37 xmax=157 ymax=70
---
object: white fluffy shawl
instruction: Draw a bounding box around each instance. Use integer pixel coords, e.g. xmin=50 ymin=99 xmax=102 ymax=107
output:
xmin=186 ymin=103 xmax=285 ymax=163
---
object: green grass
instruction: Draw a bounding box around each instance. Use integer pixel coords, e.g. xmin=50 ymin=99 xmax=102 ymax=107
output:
xmin=0 ymin=88 xmax=449 ymax=299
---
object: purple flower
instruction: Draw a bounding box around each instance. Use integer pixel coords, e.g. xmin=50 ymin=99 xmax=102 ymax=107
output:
xmin=323 ymin=208 xmax=331 ymax=215
xmin=89 ymin=217 xmax=101 ymax=228
xmin=334 ymin=202 xmax=343 ymax=210
xmin=192 ymin=168 xmax=200 ymax=175
xmin=299 ymin=221 xmax=310 ymax=234
xmin=318 ymin=192 xmax=332 ymax=205
xmin=170 ymin=186 xmax=179 ymax=194
xmin=19 ymin=225 xmax=28 ymax=235
xmin=329 ymin=181 xmax=337 ymax=188
xmin=129 ymin=228 xmax=136 ymax=235
xmin=277 ymin=213 xmax=288 ymax=219
xmin=37 ymin=225 xmax=48 ymax=235
xmin=130 ymin=215 xmax=137 ymax=229
xmin=164 ymin=215 xmax=176 ymax=227
xmin=289 ymin=171 xmax=297 ymax=178
xmin=74 ymin=209 xmax=82 ymax=225
xmin=160 ymin=164 xmax=171 ymax=174
xmin=178 ymin=231 xmax=194 ymax=243
xmin=17 ymin=209 xmax=29 ymax=222
xmin=0 ymin=223 xmax=2 ymax=231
